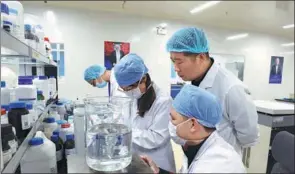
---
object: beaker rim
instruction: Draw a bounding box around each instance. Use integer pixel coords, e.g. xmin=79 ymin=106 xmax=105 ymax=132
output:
xmin=83 ymin=96 xmax=133 ymax=104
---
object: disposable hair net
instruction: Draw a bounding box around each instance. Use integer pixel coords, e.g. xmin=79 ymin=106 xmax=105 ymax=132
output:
xmin=84 ymin=65 xmax=106 ymax=81
xmin=172 ymin=84 xmax=221 ymax=128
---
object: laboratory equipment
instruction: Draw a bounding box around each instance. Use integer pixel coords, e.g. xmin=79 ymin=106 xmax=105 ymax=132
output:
xmin=84 ymin=96 xmax=133 ymax=172
xmin=1 ymin=108 xmax=9 ymax=124
xmin=15 ymin=78 xmax=37 ymax=103
xmin=1 ymin=124 xmax=18 ymax=154
xmin=1 ymin=81 xmax=11 ymax=106
xmin=64 ymin=134 xmax=75 ymax=158
xmin=43 ymin=117 xmax=58 ymax=139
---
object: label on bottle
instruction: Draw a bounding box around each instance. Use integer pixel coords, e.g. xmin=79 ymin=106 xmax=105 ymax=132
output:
xmin=8 ymin=140 xmax=18 ymax=154
xmin=65 ymin=148 xmax=76 ymax=158
xmin=56 ymin=149 xmax=63 ymax=162
xmin=21 ymin=114 xmax=31 ymax=130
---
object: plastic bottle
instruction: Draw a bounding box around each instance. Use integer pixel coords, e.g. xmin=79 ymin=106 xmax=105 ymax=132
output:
xmin=34 ymin=24 xmax=45 ymax=54
xmin=15 ymin=78 xmax=37 ymax=103
xmin=48 ymin=76 xmax=57 ymax=96
xmin=49 ymin=105 xmax=61 ymax=121
xmin=60 ymin=123 xmax=73 ymax=143
xmin=1 ymin=124 xmax=18 ymax=154
xmin=36 ymin=76 xmax=49 ymax=100
xmin=1 ymin=2 xmax=11 ymax=32
xmin=1 ymin=108 xmax=9 ymax=124
xmin=8 ymin=101 xmax=30 ymax=142
xmin=53 ymin=130 xmax=64 ymax=145
xmin=64 ymin=134 xmax=75 ymax=158
xmin=1 ymin=138 xmax=12 ymax=165
xmin=56 ymin=102 xmax=66 ymax=120
xmin=1 ymin=81 xmax=11 ymax=106
xmin=3 ymin=1 xmax=24 ymax=41
xmin=26 ymin=103 xmax=37 ymax=127
xmin=24 ymin=24 xmax=36 ymax=49
xmin=43 ymin=117 xmax=58 ymax=139
xmin=56 ymin=120 xmax=67 ymax=132
xmin=51 ymin=134 xmax=65 ymax=173
xmin=20 ymin=137 xmax=57 ymax=173
xmin=73 ymin=107 xmax=85 ymax=156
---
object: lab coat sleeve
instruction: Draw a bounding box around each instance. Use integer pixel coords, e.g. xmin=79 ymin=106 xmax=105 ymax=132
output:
xmin=225 ymin=85 xmax=259 ymax=147
xmin=132 ymin=97 xmax=172 ymax=149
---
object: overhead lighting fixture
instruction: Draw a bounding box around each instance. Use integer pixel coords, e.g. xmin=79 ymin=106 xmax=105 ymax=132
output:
xmin=281 ymin=42 xmax=294 ymax=47
xmin=282 ymin=24 xmax=294 ymax=29
xmin=190 ymin=1 xmax=221 ymax=14
xmin=226 ymin=33 xmax=249 ymax=40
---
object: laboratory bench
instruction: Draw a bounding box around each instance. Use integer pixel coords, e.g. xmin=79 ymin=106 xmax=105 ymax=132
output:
xmin=67 ymin=154 xmax=153 ymax=173
xmin=246 ymin=100 xmax=294 ymax=173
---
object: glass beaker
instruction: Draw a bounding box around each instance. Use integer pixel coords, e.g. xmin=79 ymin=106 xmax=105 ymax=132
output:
xmin=84 ymin=96 xmax=133 ymax=172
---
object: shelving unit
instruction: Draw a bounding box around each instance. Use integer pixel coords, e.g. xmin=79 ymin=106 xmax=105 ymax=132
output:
xmin=1 ymin=29 xmax=57 ymax=67
xmin=1 ymin=29 xmax=58 ymax=173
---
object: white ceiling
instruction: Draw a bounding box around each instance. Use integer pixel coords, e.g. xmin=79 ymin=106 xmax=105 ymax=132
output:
xmin=23 ymin=1 xmax=294 ymax=39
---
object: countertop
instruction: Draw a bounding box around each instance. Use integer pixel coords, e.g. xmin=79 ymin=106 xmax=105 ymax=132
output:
xmin=254 ymin=100 xmax=294 ymax=115
xmin=67 ymin=154 xmax=153 ymax=173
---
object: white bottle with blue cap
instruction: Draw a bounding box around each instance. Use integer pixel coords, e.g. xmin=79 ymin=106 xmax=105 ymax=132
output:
xmin=21 ymin=137 xmax=57 ymax=173
xmin=43 ymin=117 xmax=58 ymax=139
xmin=26 ymin=103 xmax=37 ymax=127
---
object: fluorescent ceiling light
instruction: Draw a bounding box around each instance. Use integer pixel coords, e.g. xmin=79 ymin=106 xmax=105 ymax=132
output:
xmin=282 ymin=24 xmax=294 ymax=29
xmin=226 ymin=33 xmax=249 ymax=40
xmin=190 ymin=1 xmax=221 ymax=14
xmin=281 ymin=42 xmax=294 ymax=47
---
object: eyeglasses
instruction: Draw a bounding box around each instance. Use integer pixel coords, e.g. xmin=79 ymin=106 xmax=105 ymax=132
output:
xmin=119 ymin=81 xmax=140 ymax=91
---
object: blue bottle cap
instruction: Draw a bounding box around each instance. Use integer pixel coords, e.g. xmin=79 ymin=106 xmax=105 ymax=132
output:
xmin=18 ymin=76 xmax=34 ymax=79
xmin=56 ymin=102 xmax=63 ymax=106
xmin=56 ymin=120 xmax=66 ymax=125
xmin=50 ymin=76 xmax=55 ymax=78
xmin=1 ymin=105 xmax=10 ymax=111
xmin=37 ymin=90 xmax=43 ymax=95
xmin=24 ymin=24 xmax=32 ymax=31
xmin=26 ymin=103 xmax=33 ymax=110
xmin=9 ymin=101 xmax=26 ymax=109
xmin=29 ymin=137 xmax=44 ymax=146
xmin=1 ymin=3 xmax=9 ymax=15
xmin=51 ymin=135 xmax=58 ymax=142
xmin=66 ymin=134 xmax=74 ymax=140
xmin=39 ymin=76 xmax=48 ymax=80
xmin=53 ymin=130 xmax=60 ymax=136
xmin=45 ymin=117 xmax=55 ymax=123
xmin=1 ymin=81 xmax=6 ymax=88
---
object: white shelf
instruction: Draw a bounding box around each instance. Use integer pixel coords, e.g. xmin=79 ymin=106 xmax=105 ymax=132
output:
xmin=254 ymin=100 xmax=295 ymax=115
xmin=1 ymin=29 xmax=57 ymax=67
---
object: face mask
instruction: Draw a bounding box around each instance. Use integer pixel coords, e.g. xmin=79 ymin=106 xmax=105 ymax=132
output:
xmin=168 ymin=121 xmax=187 ymax=146
xmin=96 ymin=80 xmax=107 ymax=88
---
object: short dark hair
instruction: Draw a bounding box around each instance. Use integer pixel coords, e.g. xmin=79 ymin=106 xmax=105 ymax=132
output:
xmin=137 ymin=73 xmax=156 ymax=117
xmin=183 ymin=52 xmax=210 ymax=58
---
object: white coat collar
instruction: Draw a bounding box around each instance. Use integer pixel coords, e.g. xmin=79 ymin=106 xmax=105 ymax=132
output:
xmin=187 ymin=131 xmax=218 ymax=171
xmin=199 ymin=61 xmax=220 ymax=89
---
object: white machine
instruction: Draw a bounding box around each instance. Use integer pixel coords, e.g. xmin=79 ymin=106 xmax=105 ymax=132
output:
xmin=246 ymin=100 xmax=294 ymax=173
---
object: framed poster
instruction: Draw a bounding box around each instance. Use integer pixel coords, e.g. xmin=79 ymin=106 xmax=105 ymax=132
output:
xmin=104 ymin=41 xmax=130 ymax=70
xmin=269 ymin=56 xmax=284 ymax=84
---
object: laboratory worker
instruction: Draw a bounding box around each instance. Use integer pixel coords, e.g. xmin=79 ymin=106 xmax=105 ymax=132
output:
xmin=83 ymin=54 xmax=176 ymax=173
xmin=141 ymin=84 xmax=246 ymax=173
xmin=166 ymin=27 xmax=259 ymax=155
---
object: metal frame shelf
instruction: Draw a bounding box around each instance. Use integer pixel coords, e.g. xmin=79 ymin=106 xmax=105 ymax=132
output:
xmin=1 ymin=29 xmax=57 ymax=67
xmin=2 ymin=93 xmax=58 ymax=173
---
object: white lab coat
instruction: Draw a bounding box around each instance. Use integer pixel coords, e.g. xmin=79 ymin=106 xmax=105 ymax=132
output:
xmin=110 ymin=71 xmax=176 ymax=172
xmin=198 ymin=61 xmax=259 ymax=154
xmin=180 ymin=131 xmax=246 ymax=173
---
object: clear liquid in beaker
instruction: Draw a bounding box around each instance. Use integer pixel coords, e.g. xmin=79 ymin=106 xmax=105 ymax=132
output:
xmin=86 ymin=123 xmax=132 ymax=171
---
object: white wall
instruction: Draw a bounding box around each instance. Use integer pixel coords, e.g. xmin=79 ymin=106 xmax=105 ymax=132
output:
xmin=22 ymin=3 xmax=294 ymax=101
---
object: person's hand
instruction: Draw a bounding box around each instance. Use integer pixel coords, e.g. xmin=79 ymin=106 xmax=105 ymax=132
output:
xmin=140 ymin=155 xmax=159 ymax=174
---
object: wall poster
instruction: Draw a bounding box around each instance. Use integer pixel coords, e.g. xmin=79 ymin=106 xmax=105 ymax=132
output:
xmin=269 ymin=56 xmax=284 ymax=84
xmin=104 ymin=41 xmax=130 ymax=96
xmin=104 ymin=41 xmax=130 ymax=70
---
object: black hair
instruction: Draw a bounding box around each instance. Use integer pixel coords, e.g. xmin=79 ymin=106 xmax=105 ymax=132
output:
xmin=137 ymin=73 xmax=156 ymax=117
xmin=183 ymin=52 xmax=210 ymax=58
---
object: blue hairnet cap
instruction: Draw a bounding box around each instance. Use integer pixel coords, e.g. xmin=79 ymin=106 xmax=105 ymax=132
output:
xmin=84 ymin=65 xmax=106 ymax=81
xmin=172 ymin=84 xmax=221 ymax=128
xmin=114 ymin=53 xmax=148 ymax=87
xmin=166 ymin=27 xmax=209 ymax=53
